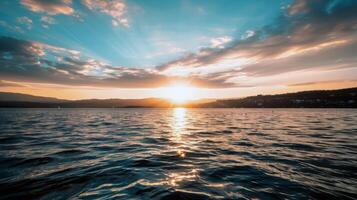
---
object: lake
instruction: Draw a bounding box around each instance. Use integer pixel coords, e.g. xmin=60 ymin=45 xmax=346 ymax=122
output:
xmin=0 ymin=108 xmax=356 ymax=199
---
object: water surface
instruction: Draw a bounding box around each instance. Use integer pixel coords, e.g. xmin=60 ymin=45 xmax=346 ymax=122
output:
xmin=0 ymin=108 xmax=356 ymax=199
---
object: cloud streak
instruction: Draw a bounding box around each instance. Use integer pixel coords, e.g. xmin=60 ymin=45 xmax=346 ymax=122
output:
xmin=0 ymin=80 xmax=26 ymax=87
xmin=157 ymin=0 xmax=357 ymax=81
xmin=0 ymin=36 xmax=230 ymax=88
xmin=21 ymin=0 xmax=74 ymax=15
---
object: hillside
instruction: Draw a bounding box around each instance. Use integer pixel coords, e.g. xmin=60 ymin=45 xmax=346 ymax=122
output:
xmin=0 ymin=92 xmax=67 ymax=103
xmin=197 ymin=87 xmax=357 ymax=108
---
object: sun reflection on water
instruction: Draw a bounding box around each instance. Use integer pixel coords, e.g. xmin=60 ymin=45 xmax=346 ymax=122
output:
xmin=176 ymin=149 xmax=186 ymax=158
xmin=154 ymin=107 xmax=200 ymax=188
xmin=172 ymin=108 xmax=186 ymax=134
xmin=139 ymin=169 xmax=199 ymax=188
xmin=171 ymin=108 xmax=186 ymax=148
xmin=167 ymin=169 xmax=198 ymax=186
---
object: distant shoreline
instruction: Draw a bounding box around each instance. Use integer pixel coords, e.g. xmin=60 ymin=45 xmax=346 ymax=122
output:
xmin=0 ymin=87 xmax=356 ymax=108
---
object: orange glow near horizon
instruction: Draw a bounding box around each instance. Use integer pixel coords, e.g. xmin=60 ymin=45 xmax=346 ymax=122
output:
xmin=1 ymin=80 xmax=357 ymax=100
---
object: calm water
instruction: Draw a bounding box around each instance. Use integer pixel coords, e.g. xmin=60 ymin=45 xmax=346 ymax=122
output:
xmin=0 ymin=108 xmax=356 ymax=200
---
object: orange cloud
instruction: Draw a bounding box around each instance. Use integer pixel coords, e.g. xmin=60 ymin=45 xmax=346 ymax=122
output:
xmin=21 ymin=0 xmax=74 ymax=15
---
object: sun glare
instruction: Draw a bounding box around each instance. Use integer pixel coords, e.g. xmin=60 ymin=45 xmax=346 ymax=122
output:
xmin=161 ymin=84 xmax=197 ymax=104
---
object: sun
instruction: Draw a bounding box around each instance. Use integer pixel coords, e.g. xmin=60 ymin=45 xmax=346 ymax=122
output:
xmin=161 ymin=84 xmax=197 ymax=104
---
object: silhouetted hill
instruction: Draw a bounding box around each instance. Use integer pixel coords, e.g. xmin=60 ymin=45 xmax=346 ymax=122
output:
xmin=0 ymin=87 xmax=356 ymax=108
xmin=0 ymin=92 xmax=67 ymax=103
xmin=196 ymin=87 xmax=357 ymax=108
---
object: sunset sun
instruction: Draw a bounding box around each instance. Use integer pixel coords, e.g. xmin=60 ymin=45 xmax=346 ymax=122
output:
xmin=161 ymin=84 xmax=197 ymax=104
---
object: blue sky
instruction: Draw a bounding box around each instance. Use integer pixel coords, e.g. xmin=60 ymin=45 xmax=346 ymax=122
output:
xmin=0 ymin=0 xmax=356 ymax=99
xmin=0 ymin=0 xmax=290 ymax=67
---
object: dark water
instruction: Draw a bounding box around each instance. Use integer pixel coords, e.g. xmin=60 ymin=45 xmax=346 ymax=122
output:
xmin=0 ymin=108 xmax=356 ymax=200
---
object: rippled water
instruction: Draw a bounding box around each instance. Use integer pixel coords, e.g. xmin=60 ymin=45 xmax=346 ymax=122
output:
xmin=0 ymin=108 xmax=356 ymax=200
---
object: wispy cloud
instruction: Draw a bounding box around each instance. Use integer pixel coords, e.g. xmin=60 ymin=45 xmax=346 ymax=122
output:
xmin=0 ymin=80 xmax=26 ymax=87
xmin=240 ymin=30 xmax=254 ymax=40
xmin=210 ymin=36 xmax=232 ymax=49
xmin=17 ymin=16 xmax=33 ymax=30
xmin=0 ymin=36 xmax=229 ymax=88
xmin=0 ymin=20 xmax=24 ymax=33
xmin=157 ymin=0 xmax=357 ymax=85
xmin=40 ymin=16 xmax=56 ymax=28
xmin=21 ymin=0 xmax=74 ymax=15
xmin=82 ymin=0 xmax=129 ymax=27
xmin=19 ymin=0 xmax=130 ymax=27
xmin=288 ymin=80 xmax=357 ymax=87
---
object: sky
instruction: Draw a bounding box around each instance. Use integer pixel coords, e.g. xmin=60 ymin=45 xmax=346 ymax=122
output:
xmin=0 ymin=0 xmax=357 ymax=100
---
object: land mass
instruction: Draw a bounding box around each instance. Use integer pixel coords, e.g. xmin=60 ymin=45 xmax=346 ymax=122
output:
xmin=0 ymin=87 xmax=356 ymax=108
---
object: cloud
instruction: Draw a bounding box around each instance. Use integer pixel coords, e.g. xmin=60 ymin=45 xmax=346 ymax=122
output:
xmin=288 ymin=80 xmax=357 ymax=87
xmin=20 ymin=0 xmax=130 ymax=27
xmin=0 ymin=36 xmax=229 ymax=88
xmin=241 ymin=30 xmax=255 ymax=40
xmin=40 ymin=16 xmax=56 ymax=28
xmin=0 ymin=20 xmax=24 ymax=33
xmin=0 ymin=80 xmax=26 ymax=87
xmin=17 ymin=17 xmax=33 ymax=30
xmin=82 ymin=0 xmax=129 ymax=27
xmin=21 ymin=0 xmax=74 ymax=15
xmin=19 ymin=0 xmax=131 ymax=27
xmin=157 ymin=0 xmax=357 ymax=82
xmin=41 ymin=16 xmax=56 ymax=24
xmin=210 ymin=36 xmax=232 ymax=48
